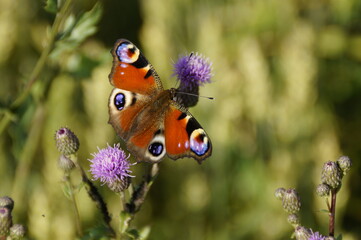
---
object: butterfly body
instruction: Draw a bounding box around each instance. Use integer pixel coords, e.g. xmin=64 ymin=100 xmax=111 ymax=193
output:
xmin=108 ymin=39 xmax=212 ymax=163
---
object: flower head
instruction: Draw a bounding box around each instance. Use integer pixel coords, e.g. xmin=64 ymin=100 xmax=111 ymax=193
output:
xmin=9 ymin=224 xmax=26 ymax=240
xmin=316 ymin=183 xmax=330 ymax=198
xmin=287 ymin=213 xmax=300 ymax=226
xmin=337 ymin=156 xmax=352 ymax=175
xmin=308 ymin=231 xmax=326 ymax=240
xmin=173 ymin=53 xmax=212 ymax=88
xmin=55 ymin=127 xmax=80 ymax=156
xmin=0 ymin=196 xmax=14 ymax=210
xmin=58 ymin=155 xmax=76 ymax=172
xmin=0 ymin=207 xmax=12 ymax=237
xmin=274 ymin=187 xmax=286 ymax=200
xmin=89 ymin=144 xmax=134 ymax=192
xmin=294 ymin=226 xmax=311 ymax=240
xmin=321 ymin=161 xmax=342 ymax=189
xmin=282 ymin=188 xmax=301 ymax=214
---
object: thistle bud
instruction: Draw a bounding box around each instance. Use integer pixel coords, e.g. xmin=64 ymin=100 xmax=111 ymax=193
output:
xmin=55 ymin=127 xmax=80 ymax=156
xmin=0 ymin=207 xmax=12 ymax=237
xmin=337 ymin=156 xmax=352 ymax=175
xmin=287 ymin=213 xmax=300 ymax=226
xmin=58 ymin=155 xmax=76 ymax=172
xmin=316 ymin=183 xmax=331 ymax=198
xmin=274 ymin=188 xmax=286 ymax=201
xmin=321 ymin=161 xmax=342 ymax=189
xmin=0 ymin=196 xmax=14 ymax=210
xmin=294 ymin=226 xmax=311 ymax=240
xmin=9 ymin=224 xmax=26 ymax=240
xmin=282 ymin=188 xmax=301 ymax=214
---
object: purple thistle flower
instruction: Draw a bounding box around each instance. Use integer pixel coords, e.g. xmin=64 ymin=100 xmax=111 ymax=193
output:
xmin=89 ymin=144 xmax=134 ymax=191
xmin=173 ymin=52 xmax=212 ymax=88
xmin=309 ymin=231 xmax=326 ymax=240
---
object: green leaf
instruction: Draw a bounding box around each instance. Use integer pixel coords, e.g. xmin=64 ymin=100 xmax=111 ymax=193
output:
xmin=61 ymin=182 xmax=72 ymax=199
xmin=69 ymin=2 xmax=103 ymax=43
xmin=119 ymin=211 xmax=133 ymax=234
xmin=336 ymin=234 xmax=343 ymax=240
xmin=44 ymin=0 xmax=58 ymax=14
xmin=50 ymin=2 xmax=103 ymax=60
xmin=317 ymin=209 xmax=330 ymax=214
xmin=80 ymin=225 xmax=113 ymax=240
xmin=126 ymin=229 xmax=140 ymax=239
xmin=138 ymin=226 xmax=151 ymax=240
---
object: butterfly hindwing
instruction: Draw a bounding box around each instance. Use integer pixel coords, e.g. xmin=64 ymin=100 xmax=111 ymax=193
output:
xmin=108 ymin=88 xmax=152 ymax=141
xmin=164 ymin=105 xmax=212 ymax=163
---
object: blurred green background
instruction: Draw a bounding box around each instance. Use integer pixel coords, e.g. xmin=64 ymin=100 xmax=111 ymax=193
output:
xmin=1 ymin=0 xmax=361 ymax=239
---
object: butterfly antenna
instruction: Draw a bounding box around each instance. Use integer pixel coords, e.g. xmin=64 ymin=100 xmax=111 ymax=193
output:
xmin=176 ymin=91 xmax=214 ymax=100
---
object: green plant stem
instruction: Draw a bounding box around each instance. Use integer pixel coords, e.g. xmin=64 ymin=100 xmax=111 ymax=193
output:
xmin=329 ymin=189 xmax=337 ymax=237
xmin=78 ymin=166 xmax=115 ymax=237
xmin=0 ymin=0 xmax=73 ymax=136
xmin=11 ymin=0 xmax=72 ymax=109
xmin=64 ymin=171 xmax=83 ymax=237
xmin=120 ymin=163 xmax=159 ymax=237
xmin=11 ymin=105 xmax=45 ymax=214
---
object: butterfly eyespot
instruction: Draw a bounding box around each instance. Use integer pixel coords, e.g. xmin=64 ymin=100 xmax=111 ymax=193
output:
xmin=116 ymin=42 xmax=139 ymax=63
xmin=148 ymin=142 xmax=164 ymax=157
xmin=190 ymin=129 xmax=209 ymax=156
xmin=114 ymin=93 xmax=126 ymax=110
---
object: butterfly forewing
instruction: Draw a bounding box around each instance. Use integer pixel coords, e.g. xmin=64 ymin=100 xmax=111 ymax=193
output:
xmin=109 ymin=39 xmax=163 ymax=95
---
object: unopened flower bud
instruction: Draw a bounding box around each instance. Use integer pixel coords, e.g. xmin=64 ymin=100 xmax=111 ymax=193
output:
xmin=337 ymin=156 xmax=352 ymax=175
xmin=287 ymin=213 xmax=300 ymax=226
xmin=324 ymin=236 xmax=335 ymax=240
xmin=0 ymin=196 xmax=14 ymax=210
xmin=321 ymin=161 xmax=342 ymax=189
xmin=294 ymin=226 xmax=311 ymax=240
xmin=55 ymin=127 xmax=80 ymax=155
xmin=0 ymin=207 xmax=12 ymax=237
xmin=316 ymin=183 xmax=331 ymax=198
xmin=274 ymin=188 xmax=286 ymax=200
xmin=9 ymin=224 xmax=26 ymax=240
xmin=58 ymin=155 xmax=76 ymax=172
xmin=282 ymin=188 xmax=301 ymax=214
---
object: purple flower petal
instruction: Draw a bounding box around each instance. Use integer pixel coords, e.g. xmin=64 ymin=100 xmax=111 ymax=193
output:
xmin=88 ymin=144 xmax=135 ymax=186
xmin=173 ymin=53 xmax=212 ymax=88
xmin=309 ymin=231 xmax=326 ymax=240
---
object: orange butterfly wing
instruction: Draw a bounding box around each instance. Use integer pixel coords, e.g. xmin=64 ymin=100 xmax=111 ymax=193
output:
xmin=109 ymin=39 xmax=162 ymax=95
xmin=164 ymin=106 xmax=212 ymax=163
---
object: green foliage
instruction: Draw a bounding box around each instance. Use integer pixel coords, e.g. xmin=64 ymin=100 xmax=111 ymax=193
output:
xmin=51 ymin=3 xmax=103 ymax=59
xmin=44 ymin=0 xmax=57 ymax=14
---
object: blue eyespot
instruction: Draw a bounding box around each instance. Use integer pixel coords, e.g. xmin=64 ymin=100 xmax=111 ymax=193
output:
xmin=114 ymin=93 xmax=126 ymax=110
xmin=190 ymin=131 xmax=209 ymax=156
xmin=148 ymin=142 xmax=164 ymax=157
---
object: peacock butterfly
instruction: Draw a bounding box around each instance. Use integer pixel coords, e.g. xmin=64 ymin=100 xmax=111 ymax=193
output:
xmin=108 ymin=39 xmax=212 ymax=163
